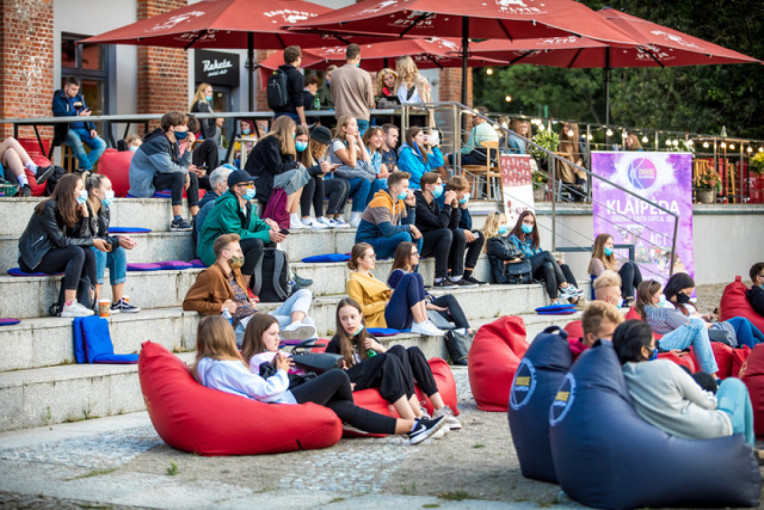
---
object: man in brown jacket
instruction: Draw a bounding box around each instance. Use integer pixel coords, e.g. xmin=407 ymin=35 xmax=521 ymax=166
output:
xmin=183 ymin=233 xmax=317 ymax=345
xmin=331 ymin=43 xmax=374 ymax=136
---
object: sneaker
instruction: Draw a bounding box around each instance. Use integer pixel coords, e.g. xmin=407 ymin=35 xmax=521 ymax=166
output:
xmin=35 ymin=165 xmax=56 ymax=185
xmin=408 ymin=415 xmax=447 ymax=445
xmin=111 ymin=298 xmax=140 ymax=313
xmin=280 ymin=321 xmax=317 ymax=341
xmin=452 ymin=278 xmax=478 ymax=289
xmin=433 ymin=280 xmax=458 ymax=290
xmin=289 ymin=215 xmax=308 ymax=229
xmin=411 ymin=320 xmax=446 ymax=337
xmin=307 ymin=217 xmax=328 ymax=229
xmin=246 ymin=287 xmax=260 ymax=302
xmin=170 ymin=217 xmax=193 ymax=231
xmin=317 ymin=217 xmax=336 ymax=228
xmin=433 ymin=406 xmax=462 ymax=430
xmin=559 ymin=285 xmax=582 ymax=300
xmin=333 ymin=217 xmax=349 ymax=228
xmin=348 ymin=214 xmax=362 ymax=228
xmin=550 ymin=298 xmax=569 ymax=307
xmin=292 ymin=272 xmax=313 ymax=288
xmin=60 ymin=299 xmax=95 ymax=318
xmin=464 ymin=275 xmax=487 ymax=285
xmin=19 ymin=185 xmax=32 ymax=197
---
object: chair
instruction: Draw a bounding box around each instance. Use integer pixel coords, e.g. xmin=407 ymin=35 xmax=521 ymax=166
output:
xmin=553 ymin=151 xmax=588 ymax=202
xmin=462 ymin=141 xmax=502 ymax=200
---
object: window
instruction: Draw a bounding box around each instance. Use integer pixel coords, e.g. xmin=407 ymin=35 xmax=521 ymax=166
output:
xmin=61 ymin=33 xmax=109 ymax=115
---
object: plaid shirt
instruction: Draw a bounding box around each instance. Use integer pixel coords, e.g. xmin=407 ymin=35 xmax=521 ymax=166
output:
xmin=229 ymin=274 xmax=256 ymax=327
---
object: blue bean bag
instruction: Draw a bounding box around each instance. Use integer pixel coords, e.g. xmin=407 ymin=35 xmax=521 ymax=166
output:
xmin=507 ymin=326 xmax=572 ymax=483
xmin=549 ymin=342 xmax=761 ymax=509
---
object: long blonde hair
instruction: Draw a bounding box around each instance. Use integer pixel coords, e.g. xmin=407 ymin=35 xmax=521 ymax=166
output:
xmin=588 ymin=233 xmax=617 ymax=273
xmin=376 ymin=68 xmax=398 ymax=96
xmin=481 ymin=211 xmax=506 ymax=252
xmin=264 ymin=116 xmax=296 ymax=157
xmin=332 ymin=115 xmax=356 ymax=141
xmin=559 ymin=122 xmax=581 ymax=158
xmin=191 ymin=316 xmax=246 ymax=378
xmin=394 ymin=56 xmax=419 ymax=90
xmin=190 ymin=82 xmax=211 ymax=110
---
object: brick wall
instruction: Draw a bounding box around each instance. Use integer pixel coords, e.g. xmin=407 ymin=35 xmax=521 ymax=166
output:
xmin=255 ymin=49 xmax=277 ymax=112
xmin=0 ymin=0 xmax=55 ymax=139
xmin=136 ymin=0 xmax=188 ymax=130
xmin=439 ymin=67 xmax=473 ymax=107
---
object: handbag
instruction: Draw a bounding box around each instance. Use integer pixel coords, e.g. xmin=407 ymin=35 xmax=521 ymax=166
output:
xmin=287 ymin=339 xmax=344 ymax=373
xmin=427 ymin=309 xmax=455 ymax=331
xmin=505 ymin=259 xmax=533 ymax=284
xmin=708 ymin=321 xmax=738 ymax=348
xmin=445 ymin=329 xmax=472 ymax=366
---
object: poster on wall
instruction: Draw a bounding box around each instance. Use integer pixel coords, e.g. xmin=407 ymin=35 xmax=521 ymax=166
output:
xmin=500 ymin=154 xmax=535 ymax=226
xmin=591 ymin=152 xmax=693 ymax=282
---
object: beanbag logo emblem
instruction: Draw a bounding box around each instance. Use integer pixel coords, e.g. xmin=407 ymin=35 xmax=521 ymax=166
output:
xmin=509 ymin=359 xmax=537 ymax=410
xmin=549 ymin=373 xmax=576 ymax=426
xmin=627 ymin=158 xmax=657 ymax=190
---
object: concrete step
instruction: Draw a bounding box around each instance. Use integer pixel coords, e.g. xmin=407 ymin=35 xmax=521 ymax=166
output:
xmin=0 ymin=281 xmax=588 ymax=372
xmin=0 ymin=312 xmax=579 ymax=432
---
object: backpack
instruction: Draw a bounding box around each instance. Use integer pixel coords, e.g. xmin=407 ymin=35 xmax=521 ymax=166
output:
xmin=50 ymin=275 xmax=95 ymax=316
xmin=261 ymin=188 xmax=290 ymax=229
xmin=267 ymin=69 xmax=290 ymax=111
xmin=43 ymin=166 xmax=69 ymax=196
xmin=253 ymin=247 xmax=291 ymax=302
xmin=487 ymin=236 xmax=532 ymax=284
xmin=503 ymin=259 xmax=533 ymax=284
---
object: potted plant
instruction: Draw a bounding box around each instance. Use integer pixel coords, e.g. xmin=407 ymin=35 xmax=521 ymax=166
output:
xmin=750 ymin=152 xmax=764 ymax=177
xmin=528 ymin=128 xmax=560 ymax=163
xmin=532 ymin=170 xmax=549 ymax=201
xmin=696 ymin=167 xmax=720 ymax=204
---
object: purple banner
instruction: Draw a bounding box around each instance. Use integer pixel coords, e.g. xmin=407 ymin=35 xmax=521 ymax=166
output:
xmin=591 ymin=152 xmax=694 ymax=281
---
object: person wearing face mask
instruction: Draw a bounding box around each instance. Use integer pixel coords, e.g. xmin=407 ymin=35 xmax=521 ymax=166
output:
xmin=483 ymin=211 xmax=521 ymax=284
xmin=414 ymin=172 xmax=475 ymax=289
xmin=614 ymin=319 xmax=754 ymax=447
xmin=747 ymin=263 xmax=764 ymax=318
xmin=18 ymin=173 xmax=110 ymax=317
xmin=84 ymin=174 xmax=140 ymax=313
xmin=589 ymin=233 xmax=642 ymax=307
xmin=437 ymin=176 xmax=485 ymax=285
xmin=233 ymin=120 xmax=258 ymax=166
xmin=184 ymin=234 xmax=317 ymax=345
xmin=190 ymin=83 xmax=224 ymax=143
xmin=128 ymin=111 xmax=199 ymax=231
xmin=593 ymin=270 xmax=625 ymax=309
xmin=198 ymin=171 xmax=285 ymax=292
xmin=568 ymin=300 xmax=624 ymax=360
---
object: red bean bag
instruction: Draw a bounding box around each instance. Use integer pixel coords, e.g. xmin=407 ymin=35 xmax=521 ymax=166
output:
xmin=469 ymin=316 xmax=529 ymax=411
xmin=688 ymin=342 xmax=735 ymax=379
xmin=563 ymin=320 xmax=583 ymax=340
xmin=732 ymin=345 xmax=752 ymax=378
xmin=720 ymin=276 xmax=764 ymax=333
xmin=740 ymin=344 xmax=764 ymax=437
xmin=138 ymin=341 xmax=342 ymax=455
xmin=20 ymin=156 xmax=55 ymax=197
xmin=657 ymin=351 xmax=697 ymax=373
xmin=416 ymin=357 xmax=459 ymax=416
xmin=98 ymin=150 xmax=134 ymax=197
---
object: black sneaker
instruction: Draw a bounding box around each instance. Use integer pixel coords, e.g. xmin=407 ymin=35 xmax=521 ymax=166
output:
xmin=433 ymin=280 xmax=458 ymax=290
xmin=19 ymin=185 xmax=32 ymax=197
xmin=111 ymin=298 xmax=140 ymax=313
xmin=464 ymin=275 xmax=487 ymax=285
xmin=35 ymin=165 xmax=56 ymax=185
xmin=292 ymin=272 xmax=313 ymax=288
xmin=408 ymin=415 xmax=447 ymax=445
xmin=170 ymin=217 xmax=193 ymax=231
xmin=452 ymin=278 xmax=478 ymax=289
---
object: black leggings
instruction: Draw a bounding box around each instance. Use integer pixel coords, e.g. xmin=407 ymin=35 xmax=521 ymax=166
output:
xmin=421 ymin=227 xmax=453 ymax=279
xmin=291 ymin=369 xmax=397 ymax=434
xmin=449 ymin=228 xmax=485 ymax=276
xmin=431 ymin=294 xmax=470 ymax=330
xmin=386 ymin=345 xmax=438 ymax=398
xmin=619 ymin=261 xmax=643 ymax=300
xmin=347 ymin=352 xmax=415 ymax=401
xmin=21 ymin=246 xmax=96 ymax=291
xmin=192 ymin=139 xmax=220 ymax=190
xmin=529 ymin=251 xmax=576 ymax=299
xmin=300 ymin=176 xmax=349 ymax=217
xmin=153 ymin=171 xmax=200 ymax=207
xmin=239 ymin=237 xmax=265 ymax=277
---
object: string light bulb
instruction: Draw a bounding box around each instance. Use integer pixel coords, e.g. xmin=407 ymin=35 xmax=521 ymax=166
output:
xmin=641 ymin=135 xmax=648 ymax=144
xmin=703 ymin=142 xmax=709 ymax=148
xmin=504 ymin=95 xmax=512 ymax=102
xmin=759 ymin=147 xmax=764 ymax=153
xmin=747 ymin=146 xmax=753 ymax=153
xmin=486 ymin=68 xmax=494 ymax=75
xmin=567 ymin=129 xmax=574 ymax=137
xmin=586 ymin=134 xmax=593 ymax=141
xmin=665 ymin=139 xmax=672 ymax=147
xmin=721 ymin=142 xmax=727 ymax=149
xmin=605 ymin=128 xmax=613 ymax=137
xmin=729 ymin=143 xmax=735 ymax=150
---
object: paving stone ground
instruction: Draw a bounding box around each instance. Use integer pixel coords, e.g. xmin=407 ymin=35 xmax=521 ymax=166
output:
xmin=0 ymin=284 xmax=760 ymax=509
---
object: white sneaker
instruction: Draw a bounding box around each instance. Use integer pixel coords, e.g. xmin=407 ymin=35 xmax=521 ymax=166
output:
xmin=559 ymin=285 xmax=583 ymax=300
xmin=280 ymin=321 xmax=317 ymax=341
xmin=307 ymin=217 xmax=328 ymax=229
xmin=289 ymin=215 xmax=308 ymax=229
xmin=333 ymin=217 xmax=349 ymax=228
xmin=411 ymin=320 xmax=446 ymax=337
xmin=60 ymin=299 xmax=94 ymax=318
xmin=432 ymin=406 xmax=462 ymax=430
xmin=348 ymin=212 xmax=363 ymax=228
xmin=317 ymin=217 xmax=335 ymax=228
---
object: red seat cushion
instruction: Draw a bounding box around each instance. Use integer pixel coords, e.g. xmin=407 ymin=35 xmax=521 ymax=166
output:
xmin=657 ymin=351 xmax=697 ymax=374
xmin=740 ymin=343 xmax=764 ymax=437
xmin=563 ymin=320 xmax=583 ymax=341
xmin=138 ymin=341 xmax=342 ymax=455
xmin=731 ymin=345 xmax=752 ymax=378
xmin=720 ymin=276 xmax=764 ymax=333
xmin=98 ymin=150 xmax=134 ymax=197
xmin=688 ymin=342 xmax=735 ymax=379
xmin=468 ymin=316 xmax=528 ymax=411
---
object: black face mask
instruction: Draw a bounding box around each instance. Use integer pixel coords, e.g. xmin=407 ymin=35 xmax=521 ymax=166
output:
xmin=676 ymin=292 xmax=691 ymax=305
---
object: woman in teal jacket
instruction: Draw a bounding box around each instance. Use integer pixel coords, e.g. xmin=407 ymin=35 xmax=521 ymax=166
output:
xmin=397 ymin=127 xmax=444 ymax=189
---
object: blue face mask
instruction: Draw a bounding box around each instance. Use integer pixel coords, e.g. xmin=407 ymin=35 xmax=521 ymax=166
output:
xmin=397 ymin=191 xmax=407 ymax=201
xmin=76 ymin=189 xmax=88 ymax=205
xmin=432 ymin=184 xmax=444 ymax=199
xmin=129 ymin=146 xmax=138 ymax=152
xmin=242 ymin=128 xmax=251 ymax=135
xmin=296 ymin=141 xmax=308 ymax=152
xmin=497 ymin=225 xmax=508 ymax=235
xmin=205 ymin=95 xmax=213 ymax=102
xmin=174 ymin=129 xmax=188 ymax=141
xmin=647 ymin=346 xmax=658 ymax=361
xmin=101 ymin=190 xmax=115 ymax=208
xmin=459 ymin=193 xmax=470 ymax=204
xmin=351 ymin=324 xmax=364 ymax=337
xmin=603 ymin=247 xmax=614 ymax=257
xmin=243 ymin=188 xmax=256 ymax=201
xmin=521 ymin=223 xmax=534 ymax=235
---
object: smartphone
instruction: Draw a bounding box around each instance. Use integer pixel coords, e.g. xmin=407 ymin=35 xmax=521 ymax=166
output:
xmin=279 ymin=228 xmax=290 ymax=235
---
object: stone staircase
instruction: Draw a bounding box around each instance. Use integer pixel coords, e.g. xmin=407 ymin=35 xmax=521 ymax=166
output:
xmin=0 ymin=197 xmax=585 ymax=432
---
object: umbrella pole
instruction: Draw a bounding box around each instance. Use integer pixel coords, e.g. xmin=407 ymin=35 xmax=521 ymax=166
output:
xmin=247 ymin=32 xmax=255 ymax=112
xmin=604 ymin=49 xmax=611 ymax=126
xmin=461 ymin=17 xmax=469 ymax=106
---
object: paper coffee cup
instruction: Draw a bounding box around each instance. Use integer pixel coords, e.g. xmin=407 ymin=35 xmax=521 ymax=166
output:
xmin=98 ymin=299 xmax=110 ymax=318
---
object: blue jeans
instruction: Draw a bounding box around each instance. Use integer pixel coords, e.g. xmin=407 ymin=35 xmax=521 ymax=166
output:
xmin=66 ymin=128 xmax=106 ymax=171
xmin=93 ymin=246 xmax=127 ymax=286
xmin=658 ymin=318 xmax=718 ymax=374
xmin=274 ymin=112 xmax=300 ymax=123
xmin=725 ymin=317 xmax=764 ymax=348
xmin=716 ymin=378 xmax=755 ymax=446
xmin=346 ymin=177 xmax=372 ymax=212
xmin=368 ymin=178 xmax=387 ymax=205
xmin=357 ymin=119 xmax=370 ymax=136
xmin=364 ymin=231 xmax=413 ymax=259
xmin=385 ymin=272 xmax=426 ymax=330
xmin=235 ymin=289 xmax=314 ymax=345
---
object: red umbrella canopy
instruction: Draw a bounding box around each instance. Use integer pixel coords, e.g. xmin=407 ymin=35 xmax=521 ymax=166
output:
xmin=82 ymin=0 xmax=350 ymax=49
xmin=595 ymin=8 xmax=761 ymax=67
xmin=288 ymin=0 xmax=639 ymax=45
xmin=259 ymin=37 xmax=507 ymax=72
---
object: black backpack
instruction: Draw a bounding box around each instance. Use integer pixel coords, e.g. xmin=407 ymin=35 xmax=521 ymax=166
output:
xmin=253 ymin=248 xmax=291 ymax=302
xmin=42 ymin=166 xmax=69 ymax=196
xmin=267 ymin=69 xmax=290 ymax=111
xmin=49 ymin=275 xmax=95 ymax=316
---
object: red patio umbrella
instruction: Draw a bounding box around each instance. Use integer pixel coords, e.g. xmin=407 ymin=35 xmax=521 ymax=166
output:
xmin=81 ymin=0 xmax=376 ymax=109
xmin=287 ymin=0 xmax=640 ymax=105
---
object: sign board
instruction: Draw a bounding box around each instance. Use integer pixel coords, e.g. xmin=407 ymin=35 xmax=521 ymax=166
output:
xmin=591 ymin=152 xmax=694 ymax=281
xmin=195 ymin=50 xmax=240 ymax=87
xmin=500 ymin=154 xmax=536 ymax=226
